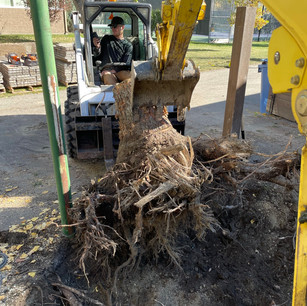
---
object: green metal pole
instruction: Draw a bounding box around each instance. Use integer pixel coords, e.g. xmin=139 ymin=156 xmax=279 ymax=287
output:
xmin=29 ymin=0 xmax=73 ymax=236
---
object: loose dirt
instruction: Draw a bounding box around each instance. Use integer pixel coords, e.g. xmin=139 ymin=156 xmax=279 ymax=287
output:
xmin=0 ymin=68 xmax=304 ymax=305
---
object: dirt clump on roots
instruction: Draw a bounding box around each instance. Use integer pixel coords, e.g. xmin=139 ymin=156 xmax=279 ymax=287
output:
xmin=70 ymin=80 xmax=220 ymax=302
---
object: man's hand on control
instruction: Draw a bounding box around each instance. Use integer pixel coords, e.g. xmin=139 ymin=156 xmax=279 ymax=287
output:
xmin=93 ymin=37 xmax=101 ymax=49
xmin=101 ymin=69 xmax=116 ymax=76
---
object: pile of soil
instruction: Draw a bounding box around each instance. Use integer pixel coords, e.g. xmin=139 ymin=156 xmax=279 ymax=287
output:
xmin=115 ymin=179 xmax=297 ymax=306
xmin=0 ymin=138 xmax=299 ymax=305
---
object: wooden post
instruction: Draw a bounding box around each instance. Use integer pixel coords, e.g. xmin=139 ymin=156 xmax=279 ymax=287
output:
xmin=222 ymin=7 xmax=257 ymax=137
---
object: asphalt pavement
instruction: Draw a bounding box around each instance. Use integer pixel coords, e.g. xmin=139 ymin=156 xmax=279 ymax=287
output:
xmin=187 ymin=66 xmax=305 ymax=154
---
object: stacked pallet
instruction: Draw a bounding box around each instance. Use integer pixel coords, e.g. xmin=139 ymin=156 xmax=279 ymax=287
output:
xmin=0 ymin=72 xmax=5 ymax=93
xmin=54 ymin=43 xmax=77 ymax=86
xmin=0 ymin=61 xmax=41 ymax=92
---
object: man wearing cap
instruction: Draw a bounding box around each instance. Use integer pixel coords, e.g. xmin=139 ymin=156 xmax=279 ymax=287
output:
xmin=93 ymin=16 xmax=133 ymax=85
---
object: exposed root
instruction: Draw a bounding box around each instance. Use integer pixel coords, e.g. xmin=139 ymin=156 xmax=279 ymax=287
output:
xmin=69 ymin=79 xmax=299 ymax=305
xmin=52 ymin=283 xmax=104 ymax=305
xmin=70 ymin=133 xmax=217 ymax=296
xmin=193 ymin=135 xmax=300 ymax=190
xmin=69 ymin=133 xmax=299 ymax=304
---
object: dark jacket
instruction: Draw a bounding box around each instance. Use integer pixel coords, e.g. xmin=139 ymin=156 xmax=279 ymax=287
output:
xmin=93 ymin=35 xmax=133 ymax=72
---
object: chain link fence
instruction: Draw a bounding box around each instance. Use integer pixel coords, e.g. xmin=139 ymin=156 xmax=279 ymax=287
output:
xmin=194 ymin=0 xmax=280 ymax=43
xmin=208 ymin=0 xmax=234 ymax=43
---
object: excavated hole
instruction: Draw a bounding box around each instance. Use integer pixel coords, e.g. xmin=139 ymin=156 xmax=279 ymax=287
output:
xmin=0 ymin=231 xmax=27 ymax=244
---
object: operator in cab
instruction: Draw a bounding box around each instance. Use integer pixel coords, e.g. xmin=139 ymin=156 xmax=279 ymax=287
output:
xmin=92 ymin=16 xmax=133 ymax=85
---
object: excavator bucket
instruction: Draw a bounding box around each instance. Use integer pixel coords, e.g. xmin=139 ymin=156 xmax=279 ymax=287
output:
xmin=131 ymin=59 xmax=200 ymax=121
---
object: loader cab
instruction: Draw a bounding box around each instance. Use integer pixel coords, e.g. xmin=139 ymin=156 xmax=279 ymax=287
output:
xmin=91 ymin=12 xmax=146 ymax=61
xmin=83 ymin=2 xmax=156 ymax=85
xmin=66 ymin=2 xmax=185 ymax=160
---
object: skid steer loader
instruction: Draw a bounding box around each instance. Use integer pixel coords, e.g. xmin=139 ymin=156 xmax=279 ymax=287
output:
xmin=65 ymin=1 xmax=186 ymax=160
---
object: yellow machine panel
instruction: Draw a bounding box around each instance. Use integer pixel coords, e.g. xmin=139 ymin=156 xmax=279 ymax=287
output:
xmin=262 ymin=0 xmax=307 ymax=304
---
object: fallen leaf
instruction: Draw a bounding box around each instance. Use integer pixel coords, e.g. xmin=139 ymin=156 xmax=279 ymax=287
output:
xmin=5 ymin=186 xmax=18 ymax=192
xmin=50 ymin=216 xmax=60 ymax=222
xmin=7 ymin=247 xmax=15 ymax=253
xmin=15 ymin=229 xmax=27 ymax=234
xmin=25 ymin=223 xmax=33 ymax=230
xmin=31 ymin=217 xmax=39 ymax=222
xmin=8 ymin=254 xmax=15 ymax=261
xmin=30 ymin=260 xmax=36 ymax=264
xmin=28 ymin=246 xmax=40 ymax=255
xmin=28 ymin=272 xmax=36 ymax=278
xmin=53 ymin=200 xmax=59 ymax=204
xmin=31 ymin=233 xmax=38 ymax=238
xmin=35 ymin=222 xmax=47 ymax=230
xmin=42 ymin=191 xmax=49 ymax=195
xmin=48 ymin=237 xmax=54 ymax=244
xmin=20 ymin=253 xmax=28 ymax=259
xmin=0 ymin=264 xmax=12 ymax=271
xmin=0 ymin=295 xmax=5 ymax=301
xmin=51 ymin=209 xmax=57 ymax=215
xmin=40 ymin=208 xmax=50 ymax=215
xmin=16 ymin=244 xmax=23 ymax=250
xmin=9 ymin=224 xmax=18 ymax=232
xmin=0 ymin=243 xmax=9 ymax=250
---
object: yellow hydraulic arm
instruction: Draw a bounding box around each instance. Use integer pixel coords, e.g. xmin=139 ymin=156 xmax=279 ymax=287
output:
xmin=261 ymin=1 xmax=307 ymax=304
xmin=156 ymin=0 xmax=206 ymax=80
xmin=131 ymin=0 xmax=206 ymax=121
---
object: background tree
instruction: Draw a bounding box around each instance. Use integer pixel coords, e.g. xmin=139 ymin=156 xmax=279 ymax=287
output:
xmin=228 ymin=2 xmax=268 ymax=28
xmin=151 ymin=8 xmax=162 ymax=36
xmin=23 ymin=0 xmax=74 ymax=22
xmin=260 ymin=10 xmax=280 ymax=35
xmin=228 ymin=0 xmax=269 ymax=41
xmin=71 ymin=0 xmax=83 ymax=16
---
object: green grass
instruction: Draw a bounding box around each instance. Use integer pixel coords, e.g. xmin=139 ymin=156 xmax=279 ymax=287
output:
xmin=187 ymin=41 xmax=269 ymax=70
xmin=0 ymin=34 xmax=268 ymax=71
xmin=0 ymin=34 xmax=75 ymax=44
xmin=0 ymin=39 xmax=268 ymax=97
xmin=0 ymin=37 xmax=268 ymax=97
xmin=0 ymin=85 xmax=67 ymax=98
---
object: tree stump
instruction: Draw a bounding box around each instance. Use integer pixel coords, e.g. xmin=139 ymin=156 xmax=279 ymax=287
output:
xmin=113 ymin=78 xmax=191 ymax=167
